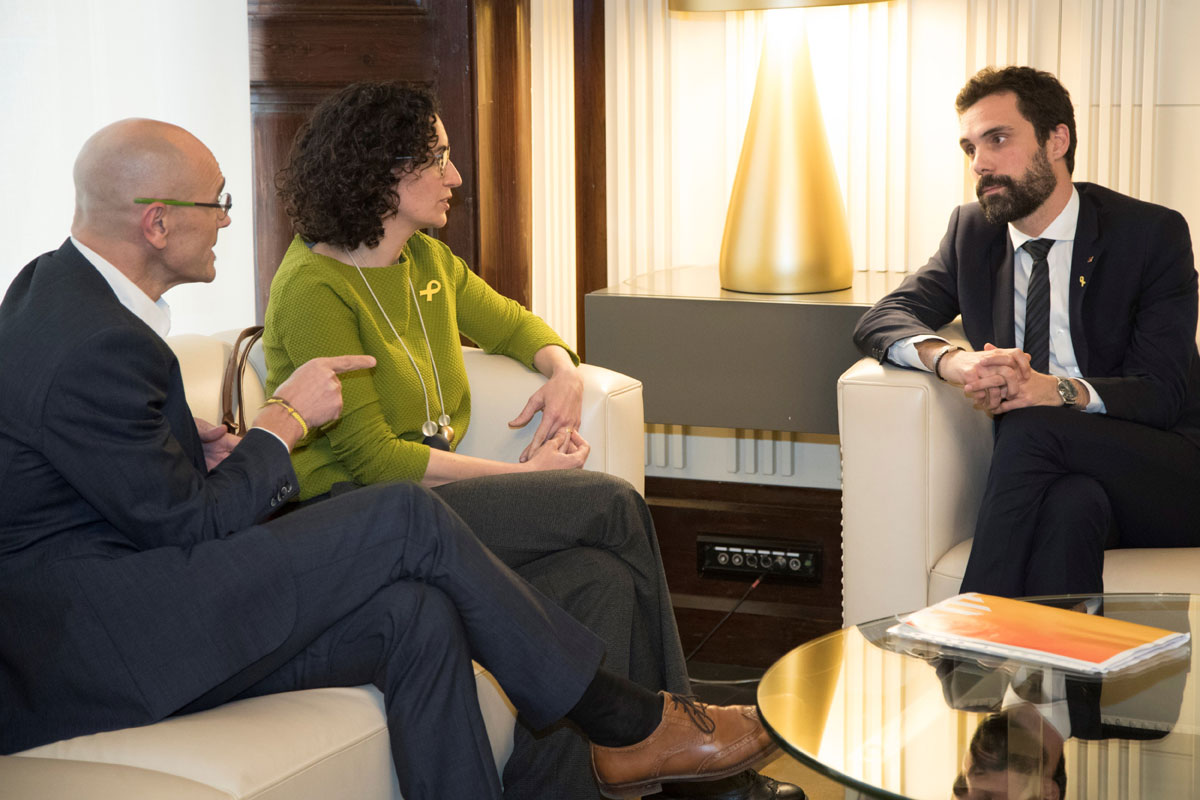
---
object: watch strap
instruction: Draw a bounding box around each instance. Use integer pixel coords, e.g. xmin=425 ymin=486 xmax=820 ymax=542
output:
xmin=932 ymin=344 xmax=963 ymax=382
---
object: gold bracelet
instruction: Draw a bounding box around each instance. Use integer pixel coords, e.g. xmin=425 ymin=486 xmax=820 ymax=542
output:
xmin=264 ymin=395 xmax=309 ymax=438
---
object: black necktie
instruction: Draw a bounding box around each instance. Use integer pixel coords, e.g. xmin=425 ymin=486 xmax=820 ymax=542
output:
xmin=1022 ymin=238 xmax=1054 ymax=373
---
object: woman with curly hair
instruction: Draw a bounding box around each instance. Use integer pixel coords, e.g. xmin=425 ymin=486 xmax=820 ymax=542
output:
xmin=263 ymin=82 xmax=801 ymax=800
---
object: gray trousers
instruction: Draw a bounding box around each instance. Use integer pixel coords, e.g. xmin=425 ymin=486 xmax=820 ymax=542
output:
xmin=434 ymin=470 xmax=690 ymax=800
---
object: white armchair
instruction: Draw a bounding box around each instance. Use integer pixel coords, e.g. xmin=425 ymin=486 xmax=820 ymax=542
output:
xmin=2 ymin=331 xmax=646 ymax=799
xmin=839 ymin=322 xmax=1200 ymax=626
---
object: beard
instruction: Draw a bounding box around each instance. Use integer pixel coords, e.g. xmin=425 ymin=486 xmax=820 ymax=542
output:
xmin=976 ymin=147 xmax=1058 ymax=225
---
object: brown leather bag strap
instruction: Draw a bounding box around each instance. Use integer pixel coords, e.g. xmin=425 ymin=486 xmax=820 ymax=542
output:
xmin=220 ymin=325 xmax=264 ymax=435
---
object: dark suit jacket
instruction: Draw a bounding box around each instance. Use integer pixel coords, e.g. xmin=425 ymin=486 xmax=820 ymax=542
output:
xmin=0 ymin=240 xmax=300 ymax=752
xmin=853 ymin=182 xmax=1200 ymax=447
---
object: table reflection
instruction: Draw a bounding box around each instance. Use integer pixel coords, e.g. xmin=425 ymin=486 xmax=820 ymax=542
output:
xmin=758 ymin=594 xmax=1198 ymax=800
xmin=952 ymin=703 xmax=1066 ymax=800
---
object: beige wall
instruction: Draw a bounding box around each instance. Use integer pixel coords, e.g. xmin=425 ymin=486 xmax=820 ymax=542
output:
xmin=0 ymin=0 xmax=255 ymax=337
xmin=1153 ymin=0 xmax=1200 ymax=242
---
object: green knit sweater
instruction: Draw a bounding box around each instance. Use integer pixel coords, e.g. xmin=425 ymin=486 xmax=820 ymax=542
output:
xmin=264 ymin=233 xmax=576 ymax=499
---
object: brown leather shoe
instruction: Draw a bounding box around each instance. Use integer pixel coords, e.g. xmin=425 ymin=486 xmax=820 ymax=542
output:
xmin=591 ymin=694 xmax=779 ymax=799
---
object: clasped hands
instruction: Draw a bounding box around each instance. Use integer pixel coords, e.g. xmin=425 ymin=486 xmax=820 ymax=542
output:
xmin=938 ymin=344 xmax=1066 ymax=414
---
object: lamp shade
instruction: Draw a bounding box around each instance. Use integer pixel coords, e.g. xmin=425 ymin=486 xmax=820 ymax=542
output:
xmin=718 ymin=18 xmax=853 ymax=293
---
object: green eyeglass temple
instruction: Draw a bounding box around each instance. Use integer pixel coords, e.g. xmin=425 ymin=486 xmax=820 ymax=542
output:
xmin=134 ymin=193 xmax=233 ymax=215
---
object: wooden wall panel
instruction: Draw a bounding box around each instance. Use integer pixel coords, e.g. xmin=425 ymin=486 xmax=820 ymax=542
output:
xmin=573 ymin=0 xmax=606 ymax=357
xmin=474 ymin=0 xmax=532 ymax=308
xmin=250 ymin=15 xmax=435 ymax=85
xmin=248 ymin=0 xmax=513 ymax=321
xmin=250 ymin=100 xmax=316 ymax=316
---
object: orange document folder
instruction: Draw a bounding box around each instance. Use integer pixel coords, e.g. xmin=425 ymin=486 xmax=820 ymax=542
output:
xmin=889 ymin=593 xmax=1190 ymax=674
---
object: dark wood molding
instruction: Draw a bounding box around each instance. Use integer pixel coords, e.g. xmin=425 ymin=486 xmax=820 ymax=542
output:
xmin=573 ymin=0 xmax=606 ymax=358
xmin=473 ymin=0 xmax=532 ymax=308
xmin=645 ymin=477 xmax=843 ymax=668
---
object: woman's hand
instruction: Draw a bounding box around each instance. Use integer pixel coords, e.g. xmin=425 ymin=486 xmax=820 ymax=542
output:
xmin=522 ymin=427 xmax=590 ymax=471
xmin=421 ymin=427 xmax=589 ymax=486
xmin=510 ymin=346 xmax=583 ymax=462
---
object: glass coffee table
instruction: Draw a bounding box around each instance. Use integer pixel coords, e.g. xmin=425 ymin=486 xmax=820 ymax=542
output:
xmin=757 ymin=594 xmax=1198 ymax=799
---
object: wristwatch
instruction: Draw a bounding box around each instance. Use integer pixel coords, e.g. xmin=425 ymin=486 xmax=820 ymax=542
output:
xmin=1056 ymin=377 xmax=1080 ymax=407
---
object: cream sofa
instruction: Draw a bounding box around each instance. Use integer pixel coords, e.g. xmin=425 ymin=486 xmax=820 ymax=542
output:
xmin=839 ymin=321 xmax=1200 ymax=626
xmin=0 ymin=331 xmax=645 ymax=799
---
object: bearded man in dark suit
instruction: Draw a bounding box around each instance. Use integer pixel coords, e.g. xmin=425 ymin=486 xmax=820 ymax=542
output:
xmin=854 ymin=66 xmax=1200 ymax=598
xmin=0 ymin=118 xmax=779 ymax=799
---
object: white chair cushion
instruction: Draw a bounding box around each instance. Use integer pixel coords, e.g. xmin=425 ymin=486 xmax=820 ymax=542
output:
xmin=929 ymin=538 xmax=973 ymax=606
xmin=1102 ymin=548 xmax=1200 ymax=594
xmin=0 ymin=756 xmax=229 ymax=799
xmin=927 ymin=540 xmax=1200 ymax=609
xmin=15 ymin=668 xmax=514 ymax=800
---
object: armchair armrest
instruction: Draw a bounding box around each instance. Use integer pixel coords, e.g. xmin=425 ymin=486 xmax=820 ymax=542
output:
xmin=456 ymin=348 xmax=646 ymax=494
xmin=838 ymin=328 xmax=993 ymax=625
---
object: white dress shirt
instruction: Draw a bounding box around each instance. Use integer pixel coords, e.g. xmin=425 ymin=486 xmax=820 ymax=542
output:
xmin=1002 ymin=666 xmax=1072 ymax=740
xmin=71 ymin=235 xmax=172 ymax=340
xmin=887 ymin=188 xmax=1105 ymax=412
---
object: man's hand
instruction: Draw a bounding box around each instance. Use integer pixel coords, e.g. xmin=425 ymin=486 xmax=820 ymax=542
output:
xmin=965 ymin=363 xmax=1086 ymax=414
xmin=195 ymin=417 xmax=241 ymax=470
xmin=254 ymin=355 xmax=376 ymax=447
xmin=932 ymin=343 xmax=1032 ymax=413
xmin=954 ymin=344 xmax=1031 ymax=411
xmin=510 ymin=348 xmax=583 ymax=462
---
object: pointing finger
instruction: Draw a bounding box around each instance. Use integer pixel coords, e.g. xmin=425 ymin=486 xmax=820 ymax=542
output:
xmin=322 ymin=355 xmax=377 ymax=374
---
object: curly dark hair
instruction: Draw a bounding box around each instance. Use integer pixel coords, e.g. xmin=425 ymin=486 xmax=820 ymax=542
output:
xmin=276 ymin=82 xmax=441 ymax=249
xmin=956 ymin=66 xmax=1077 ymax=174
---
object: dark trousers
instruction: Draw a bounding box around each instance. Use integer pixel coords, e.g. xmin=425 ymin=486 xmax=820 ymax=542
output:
xmin=434 ymin=471 xmax=690 ymax=800
xmin=180 ymin=482 xmax=605 ymax=800
xmin=961 ymin=407 xmax=1200 ymax=597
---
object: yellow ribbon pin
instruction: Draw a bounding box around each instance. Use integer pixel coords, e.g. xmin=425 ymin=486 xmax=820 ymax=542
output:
xmin=419 ymin=279 xmax=442 ymax=301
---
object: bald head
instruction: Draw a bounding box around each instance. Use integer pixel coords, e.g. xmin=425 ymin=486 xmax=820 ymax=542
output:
xmin=72 ymin=118 xmax=215 ymax=239
xmin=70 ymin=119 xmax=229 ymax=298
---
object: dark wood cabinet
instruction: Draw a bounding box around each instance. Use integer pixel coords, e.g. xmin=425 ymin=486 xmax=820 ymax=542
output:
xmin=648 ymin=478 xmax=843 ymax=668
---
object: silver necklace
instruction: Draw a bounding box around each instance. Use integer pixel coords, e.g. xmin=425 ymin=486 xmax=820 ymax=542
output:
xmin=345 ymin=247 xmax=454 ymax=445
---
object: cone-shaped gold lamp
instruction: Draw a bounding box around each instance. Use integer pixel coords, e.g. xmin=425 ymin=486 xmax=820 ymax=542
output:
xmin=670 ymin=0 xmax=875 ymax=291
xmin=718 ymin=16 xmax=853 ymax=293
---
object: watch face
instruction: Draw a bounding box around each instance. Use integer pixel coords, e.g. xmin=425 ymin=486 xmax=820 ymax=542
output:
xmin=1057 ymin=378 xmax=1078 ymax=405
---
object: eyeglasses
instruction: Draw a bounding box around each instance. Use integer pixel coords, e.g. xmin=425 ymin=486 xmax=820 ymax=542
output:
xmin=134 ymin=193 xmax=233 ymax=220
xmin=396 ymin=147 xmax=451 ymax=177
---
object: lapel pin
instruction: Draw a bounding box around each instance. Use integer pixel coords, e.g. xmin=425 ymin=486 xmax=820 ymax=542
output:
xmin=1087 ymin=256 xmax=1094 ymax=263
xmin=1079 ymin=275 xmax=1087 ymax=287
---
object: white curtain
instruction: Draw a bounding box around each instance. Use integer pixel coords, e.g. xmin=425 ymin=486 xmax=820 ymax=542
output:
xmin=0 ymin=0 xmax=254 ymax=335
